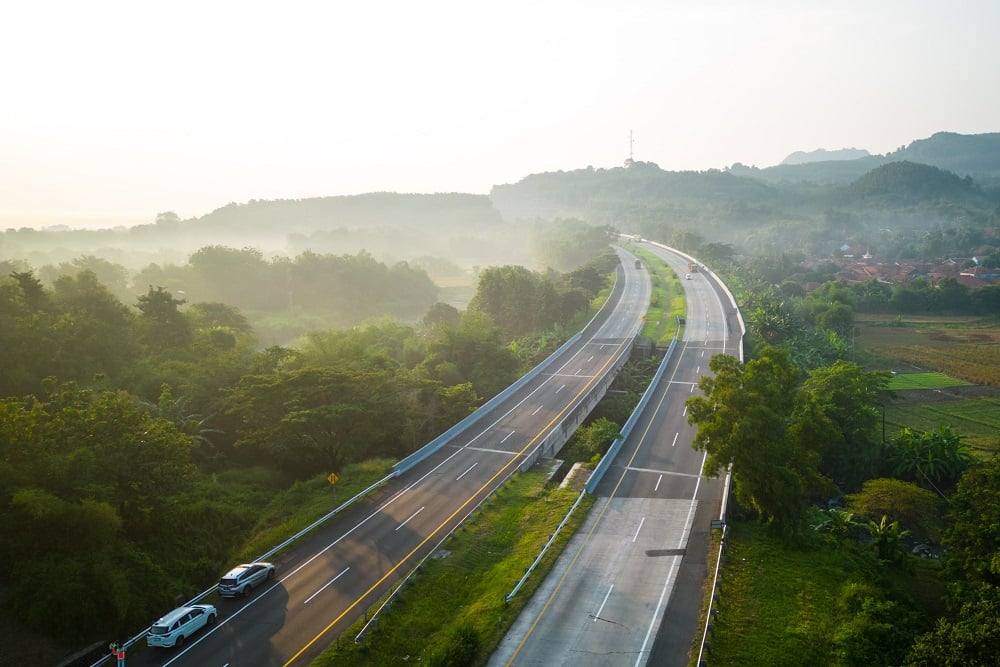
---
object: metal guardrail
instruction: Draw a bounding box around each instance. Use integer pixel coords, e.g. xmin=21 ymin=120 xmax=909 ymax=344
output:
xmin=631 ymin=239 xmax=746 ymax=666
xmin=358 ymin=256 xmax=644 ymax=641
xmin=585 ymin=324 xmax=680 ymax=494
xmin=504 ymin=489 xmax=588 ymax=602
xmin=393 ymin=258 xmax=627 ymax=477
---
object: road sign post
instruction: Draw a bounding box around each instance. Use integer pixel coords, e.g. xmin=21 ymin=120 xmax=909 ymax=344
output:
xmin=328 ymin=472 xmax=339 ymax=503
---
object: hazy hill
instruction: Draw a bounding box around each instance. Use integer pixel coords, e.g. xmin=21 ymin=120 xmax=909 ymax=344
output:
xmin=192 ymin=192 xmax=502 ymax=236
xmin=729 ymin=131 xmax=1000 ymax=186
xmin=489 ymin=161 xmax=779 ymax=225
xmin=838 ymin=161 xmax=987 ymax=207
xmin=0 ymin=193 xmax=532 ymax=276
xmin=781 ymin=147 xmax=871 ymax=165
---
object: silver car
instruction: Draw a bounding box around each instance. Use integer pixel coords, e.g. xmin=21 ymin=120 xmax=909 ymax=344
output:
xmin=218 ymin=561 xmax=276 ymax=598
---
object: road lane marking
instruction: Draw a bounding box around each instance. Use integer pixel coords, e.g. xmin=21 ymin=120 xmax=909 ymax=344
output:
xmin=626 ymin=466 xmax=701 ymax=478
xmin=634 ymin=455 xmax=706 ymax=666
xmin=456 ymin=462 xmax=478 ymax=481
xmin=594 ymin=584 xmax=614 ymax=622
xmin=304 ymin=568 xmax=350 ymax=604
xmin=505 ymin=335 xmax=705 ymax=665
xmin=284 ymin=312 xmax=642 ymax=667
xmin=395 ymin=507 xmax=424 ymax=531
xmin=632 ymin=517 xmax=645 ymax=543
xmin=501 ymin=430 xmax=516 ymax=444
xmin=654 ymin=474 xmax=662 ymax=492
xmin=671 ymin=432 xmax=679 ymax=447
xmin=531 ymin=405 xmax=542 ymax=415
xmin=556 ymin=384 xmax=565 ymax=393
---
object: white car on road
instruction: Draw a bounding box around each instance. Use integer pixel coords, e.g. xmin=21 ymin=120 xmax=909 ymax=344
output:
xmin=147 ymin=604 xmax=217 ymax=648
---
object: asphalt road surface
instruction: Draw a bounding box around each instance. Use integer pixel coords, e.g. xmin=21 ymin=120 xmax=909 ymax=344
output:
xmin=489 ymin=242 xmax=738 ymax=667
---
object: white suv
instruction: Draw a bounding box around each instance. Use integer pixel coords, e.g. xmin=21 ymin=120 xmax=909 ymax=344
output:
xmin=218 ymin=562 xmax=275 ymax=598
xmin=147 ymin=604 xmax=217 ymax=648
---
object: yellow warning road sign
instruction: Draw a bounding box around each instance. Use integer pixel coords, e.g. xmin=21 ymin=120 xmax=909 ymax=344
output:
xmin=327 ymin=472 xmax=339 ymax=485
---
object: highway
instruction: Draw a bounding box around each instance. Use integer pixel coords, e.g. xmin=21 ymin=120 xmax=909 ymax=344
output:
xmin=489 ymin=242 xmax=737 ymax=667
xmin=130 ymin=248 xmax=652 ymax=667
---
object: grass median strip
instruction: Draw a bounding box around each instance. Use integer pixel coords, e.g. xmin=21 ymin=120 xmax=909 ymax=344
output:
xmin=313 ymin=471 xmax=595 ymax=666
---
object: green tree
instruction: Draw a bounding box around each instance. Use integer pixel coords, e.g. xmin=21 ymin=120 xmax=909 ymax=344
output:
xmin=562 ymin=417 xmax=621 ymax=464
xmin=50 ymin=270 xmax=135 ymax=384
xmin=865 ymin=514 xmax=911 ymax=563
xmin=904 ymin=584 xmax=1000 ymax=666
xmin=685 ymin=347 xmax=829 ymax=532
xmin=883 ymin=425 xmax=973 ymax=492
xmin=800 ymin=361 xmax=889 ymax=490
xmin=833 ymin=580 xmax=921 ymax=667
xmin=135 ymin=285 xmax=193 ymax=351
xmin=846 ymin=478 xmax=946 ymax=543
xmin=469 ymin=265 xmax=543 ymax=338
xmin=421 ymin=311 xmax=520 ymax=399
xmin=943 ymin=457 xmax=1000 ymax=595
xmin=224 ymin=367 xmax=441 ymax=477
xmin=0 ymin=383 xmax=196 ymax=638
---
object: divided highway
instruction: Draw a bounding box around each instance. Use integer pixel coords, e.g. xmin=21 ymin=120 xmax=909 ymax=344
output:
xmin=130 ymin=249 xmax=651 ymax=667
xmin=490 ymin=241 xmax=738 ymax=667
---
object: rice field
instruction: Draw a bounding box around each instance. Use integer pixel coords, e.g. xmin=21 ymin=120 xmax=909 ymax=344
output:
xmin=857 ymin=315 xmax=1000 ymax=455
xmin=887 ymin=372 xmax=970 ymax=390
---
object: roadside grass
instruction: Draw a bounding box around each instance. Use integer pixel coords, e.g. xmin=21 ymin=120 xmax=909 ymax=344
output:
xmin=238 ymin=458 xmax=396 ymax=562
xmin=887 ymin=372 xmax=970 ymax=390
xmin=313 ymin=472 xmax=595 ymax=666
xmin=704 ymin=519 xmax=943 ymax=667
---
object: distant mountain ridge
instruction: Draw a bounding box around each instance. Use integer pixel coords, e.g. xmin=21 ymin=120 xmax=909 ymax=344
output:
xmin=731 ymin=131 xmax=1000 ymax=186
xmin=781 ymin=147 xmax=871 ymax=165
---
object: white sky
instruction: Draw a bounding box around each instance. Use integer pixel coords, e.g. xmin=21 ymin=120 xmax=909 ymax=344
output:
xmin=2 ymin=0 xmax=998 ymax=229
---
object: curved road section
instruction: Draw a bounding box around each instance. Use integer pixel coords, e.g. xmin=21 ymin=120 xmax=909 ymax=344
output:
xmin=489 ymin=242 xmax=737 ymax=667
xmin=130 ymin=249 xmax=650 ymax=667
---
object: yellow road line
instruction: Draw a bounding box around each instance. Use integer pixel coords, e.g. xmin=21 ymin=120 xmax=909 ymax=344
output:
xmin=283 ymin=334 xmax=636 ymax=666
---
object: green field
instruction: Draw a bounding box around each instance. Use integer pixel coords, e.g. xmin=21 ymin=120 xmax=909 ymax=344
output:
xmin=887 ymin=372 xmax=971 ymax=390
xmin=884 ymin=397 xmax=1000 ymax=453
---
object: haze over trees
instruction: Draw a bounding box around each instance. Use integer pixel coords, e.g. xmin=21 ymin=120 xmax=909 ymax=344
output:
xmin=0 ymin=239 xmax=618 ymax=645
xmin=1 ymin=128 xmax=998 ymax=661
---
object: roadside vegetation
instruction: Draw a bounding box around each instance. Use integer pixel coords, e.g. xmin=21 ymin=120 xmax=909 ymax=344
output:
xmin=676 ymin=251 xmax=1000 ymax=666
xmin=0 ymin=232 xmax=619 ymax=661
xmin=631 ymin=247 xmax=686 ymax=345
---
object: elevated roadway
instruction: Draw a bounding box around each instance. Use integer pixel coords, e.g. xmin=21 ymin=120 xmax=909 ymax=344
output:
xmin=489 ymin=242 xmax=739 ymax=667
xmin=128 ymin=248 xmax=651 ymax=667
